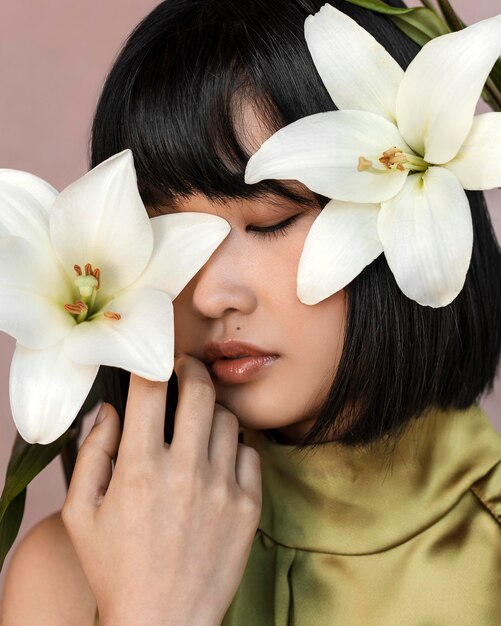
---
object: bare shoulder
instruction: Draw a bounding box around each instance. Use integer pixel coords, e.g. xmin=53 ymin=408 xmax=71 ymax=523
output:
xmin=0 ymin=510 xmax=98 ymax=625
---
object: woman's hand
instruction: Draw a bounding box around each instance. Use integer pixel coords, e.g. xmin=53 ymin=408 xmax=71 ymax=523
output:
xmin=61 ymin=354 xmax=262 ymax=626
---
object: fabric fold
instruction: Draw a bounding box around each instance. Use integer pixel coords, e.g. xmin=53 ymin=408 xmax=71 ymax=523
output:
xmin=222 ymin=531 xmax=296 ymax=626
xmin=221 ymin=405 xmax=501 ymax=625
xmin=240 ymin=405 xmax=501 ymax=554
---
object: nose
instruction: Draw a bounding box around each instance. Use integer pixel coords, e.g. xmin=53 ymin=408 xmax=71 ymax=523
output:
xmin=189 ymin=230 xmax=258 ymax=319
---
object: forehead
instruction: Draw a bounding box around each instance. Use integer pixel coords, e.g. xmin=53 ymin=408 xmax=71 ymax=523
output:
xmin=231 ymin=94 xmax=274 ymax=158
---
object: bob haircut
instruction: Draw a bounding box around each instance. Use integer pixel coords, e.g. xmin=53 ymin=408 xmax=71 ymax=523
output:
xmin=91 ymin=0 xmax=501 ymax=450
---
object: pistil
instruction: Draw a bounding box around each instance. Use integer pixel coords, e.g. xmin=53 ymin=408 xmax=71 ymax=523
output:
xmin=64 ymin=263 xmax=120 ymax=323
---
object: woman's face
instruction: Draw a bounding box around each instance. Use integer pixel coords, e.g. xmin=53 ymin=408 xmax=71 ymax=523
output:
xmin=153 ymin=105 xmax=347 ymax=443
xmin=166 ymin=192 xmax=345 ymax=442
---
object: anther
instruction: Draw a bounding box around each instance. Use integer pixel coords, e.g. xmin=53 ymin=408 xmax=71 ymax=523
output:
xmin=64 ymin=300 xmax=88 ymax=314
xmin=104 ymin=311 xmax=121 ymax=320
xmin=93 ymin=268 xmax=100 ymax=290
xmin=379 ymin=146 xmax=406 ymax=169
xmin=378 ymin=146 xmax=428 ymax=172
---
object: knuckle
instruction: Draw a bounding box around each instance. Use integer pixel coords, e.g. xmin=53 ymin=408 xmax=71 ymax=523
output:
xmin=211 ymin=477 xmax=234 ymax=504
xmin=214 ymin=404 xmax=239 ymax=431
xmin=125 ymin=460 xmax=157 ymax=491
xmin=79 ymin=430 xmax=117 ymax=460
xmin=170 ymin=455 xmax=205 ymax=491
xmin=99 ymin=401 xmax=113 ymax=415
xmin=175 ymin=353 xmax=207 ymax=376
xmin=240 ymin=443 xmax=261 ymax=468
xmin=188 ymin=377 xmax=216 ymax=403
xmin=60 ymin=499 xmax=78 ymax=530
xmin=237 ymin=491 xmax=262 ymax=517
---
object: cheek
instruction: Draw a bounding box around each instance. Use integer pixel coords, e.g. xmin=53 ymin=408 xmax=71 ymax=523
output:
xmin=259 ymin=215 xmax=319 ymax=302
xmin=293 ymin=290 xmax=347 ymax=390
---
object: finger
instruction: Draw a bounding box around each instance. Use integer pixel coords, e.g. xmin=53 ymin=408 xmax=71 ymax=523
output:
xmin=235 ymin=444 xmax=262 ymax=502
xmin=62 ymin=403 xmax=122 ymax=523
xmin=208 ymin=404 xmax=240 ymax=477
xmin=119 ymin=372 xmax=168 ymax=457
xmin=170 ymin=353 xmax=216 ymax=461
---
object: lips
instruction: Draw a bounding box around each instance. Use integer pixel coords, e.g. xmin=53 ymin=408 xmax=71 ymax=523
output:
xmin=203 ymin=339 xmax=278 ymax=366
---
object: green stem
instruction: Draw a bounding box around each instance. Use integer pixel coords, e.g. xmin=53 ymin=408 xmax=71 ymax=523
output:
xmin=436 ymin=0 xmax=463 ymax=31
xmin=420 ymin=0 xmax=438 ymax=12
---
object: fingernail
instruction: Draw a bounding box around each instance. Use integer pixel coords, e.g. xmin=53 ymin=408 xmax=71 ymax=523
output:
xmin=95 ymin=404 xmax=107 ymax=424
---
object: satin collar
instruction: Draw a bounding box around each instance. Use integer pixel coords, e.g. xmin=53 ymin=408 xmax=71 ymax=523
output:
xmin=242 ymin=405 xmax=501 ymax=555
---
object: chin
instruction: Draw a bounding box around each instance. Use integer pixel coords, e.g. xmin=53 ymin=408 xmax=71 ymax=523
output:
xmin=217 ymin=394 xmax=304 ymax=434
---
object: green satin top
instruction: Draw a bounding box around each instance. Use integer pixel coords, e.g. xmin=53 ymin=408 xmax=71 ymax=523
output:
xmin=94 ymin=404 xmax=501 ymax=625
xmin=222 ymin=404 xmax=501 ymax=625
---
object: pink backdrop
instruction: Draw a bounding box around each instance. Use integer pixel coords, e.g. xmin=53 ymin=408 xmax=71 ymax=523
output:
xmin=0 ymin=0 xmax=500 ymax=595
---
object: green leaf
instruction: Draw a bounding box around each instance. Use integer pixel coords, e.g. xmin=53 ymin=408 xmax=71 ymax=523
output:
xmin=389 ymin=7 xmax=451 ymax=47
xmin=0 ymin=430 xmax=73 ymax=522
xmin=343 ymin=0 xmax=416 ymax=15
xmin=0 ymin=489 xmax=26 ymax=571
xmin=0 ymin=429 xmax=73 ymax=572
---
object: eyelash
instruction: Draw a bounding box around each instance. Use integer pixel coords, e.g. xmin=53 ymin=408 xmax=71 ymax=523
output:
xmin=247 ymin=214 xmax=300 ymax=240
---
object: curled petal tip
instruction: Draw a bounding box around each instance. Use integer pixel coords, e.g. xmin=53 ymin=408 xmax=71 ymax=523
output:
xmin=244 ymin=161 xmax=260 ymax=185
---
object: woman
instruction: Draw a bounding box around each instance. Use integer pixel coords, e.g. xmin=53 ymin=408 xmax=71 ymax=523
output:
xmin=2 ymin=0 xmax=500 ymax=624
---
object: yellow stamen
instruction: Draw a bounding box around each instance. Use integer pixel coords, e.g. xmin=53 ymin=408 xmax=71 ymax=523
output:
xmin=358 ymin=146 xmax=428 ymax=175
xmin=93 ymin=268 xmax=100 ymax=290
xmin=380 ymin=146 xmax=428 ymax=172
xmin=64 ymin=301 xmax=88 ymax=314
xmin=104 ymin=311 xmax=122 ymax=320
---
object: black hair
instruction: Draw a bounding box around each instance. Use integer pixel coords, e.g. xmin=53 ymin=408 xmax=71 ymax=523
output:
xmin=91 ymin=0 xmax=501 ymax=450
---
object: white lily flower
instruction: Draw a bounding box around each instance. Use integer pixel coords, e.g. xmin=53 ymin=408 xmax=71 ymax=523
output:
xmin=245 ymin=4 xmax=501 ymax=307
xmin=0 ymin=149 xmax=230 ymax=444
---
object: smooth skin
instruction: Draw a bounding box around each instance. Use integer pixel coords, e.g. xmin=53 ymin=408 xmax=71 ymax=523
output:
xmin=1 ymin=354 xmax=262 ymax=626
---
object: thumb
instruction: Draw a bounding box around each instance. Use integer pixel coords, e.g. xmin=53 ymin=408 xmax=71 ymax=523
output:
xmin=62 ymin=402 xmax=122 ymax=526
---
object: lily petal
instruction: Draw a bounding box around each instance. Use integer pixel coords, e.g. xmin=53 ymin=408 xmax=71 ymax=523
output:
xmin=297 ymin=199 xmax=383 ymax=305
xmin=305 ymin=4 xmax=403 ymax=123
xmin=442 ymin=112 xmax=501 ymax=190
xmin=0 ymin=236 xmax=75 ymax=348
xmin=0 ymin=175 xmax=55 ymax=243
xmin=64 ymin=288 xmax=174 ymax=381
xmin=129 ymin=212 xmax=231 ymax=299
xmin=378 ymin=167 xmax=473 ymax=307
xmin=49 ymin=150 xmax=154 ymax=304
xmin=245 ymin=110 xmax=410 ymax=203
xmin=0 ymin=169 xmax=58 ymax=213
xmin=9 ymin=341 xmax=99 ymax=444
xmin=396 ymin=13 xmax=501 ymax=164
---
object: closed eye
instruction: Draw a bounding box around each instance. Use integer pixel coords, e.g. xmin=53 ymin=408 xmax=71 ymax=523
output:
xmin=247 ymin=214 xmax=300 ymax=240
